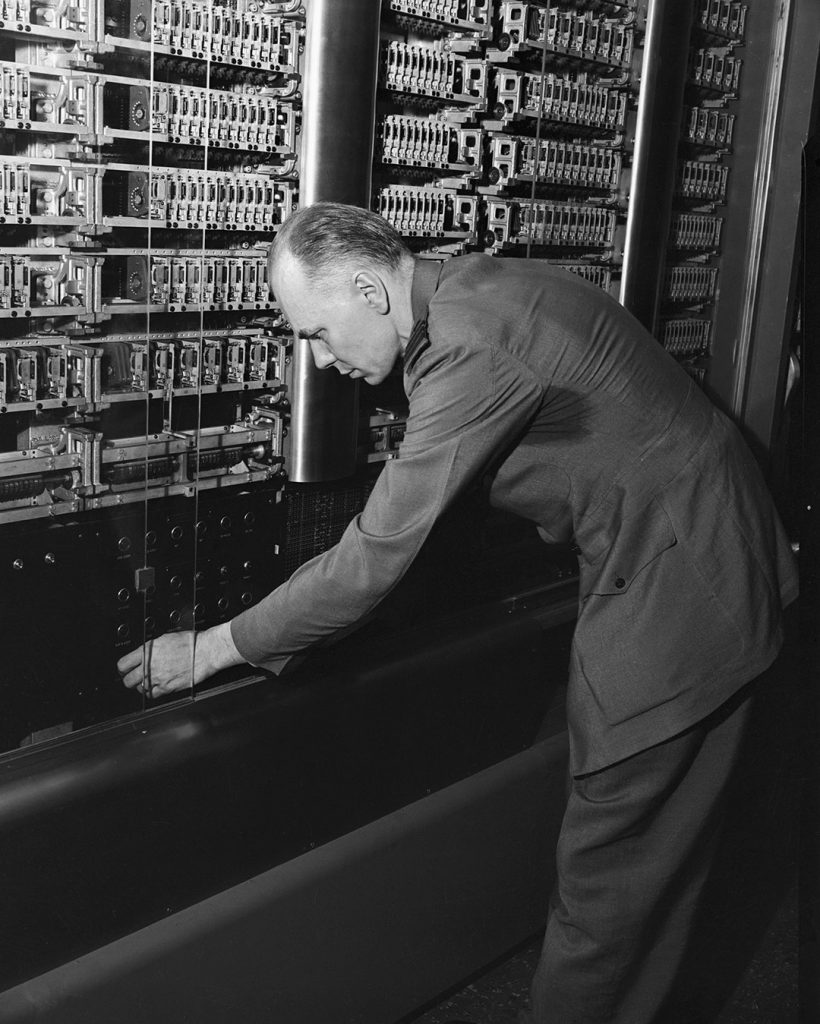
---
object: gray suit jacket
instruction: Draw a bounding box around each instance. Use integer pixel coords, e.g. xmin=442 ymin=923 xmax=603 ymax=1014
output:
xmin=233 ymin=255 xmax=797 ymax=773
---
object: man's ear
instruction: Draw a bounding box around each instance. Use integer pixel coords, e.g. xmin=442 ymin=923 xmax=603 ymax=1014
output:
xmin=353 ymin=269 xmax=390 ymax=314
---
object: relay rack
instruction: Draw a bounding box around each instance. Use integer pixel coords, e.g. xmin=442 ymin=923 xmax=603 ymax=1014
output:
xmin=371 ymin=0 xmax=637 ymax=273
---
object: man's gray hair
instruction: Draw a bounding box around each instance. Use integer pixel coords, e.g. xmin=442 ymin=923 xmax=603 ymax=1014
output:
xmin=269 ymin=202 xmax=411 ymax=284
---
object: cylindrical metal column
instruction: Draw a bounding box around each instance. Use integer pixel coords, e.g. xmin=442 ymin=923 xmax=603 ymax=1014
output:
xmin=286 ymin=0 xmax=382 ymax=482
xmin=619 ymin=0 xmax=695 ymax=332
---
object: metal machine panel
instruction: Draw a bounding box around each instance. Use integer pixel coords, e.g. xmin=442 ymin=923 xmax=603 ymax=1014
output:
xmin=0 ymin=601 xmax=575 ymax=995
xmin=0 ymin=734 xmax=570 ymax=1024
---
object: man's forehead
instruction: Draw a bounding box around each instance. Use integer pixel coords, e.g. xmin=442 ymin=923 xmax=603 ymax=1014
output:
xmin=274 ymin=252 xmax=372 ymax=293
xmin=271 ymin=255 xmax=314 ymax=325
xmin=274 ymin=254 xmax=342 ymax=303
xmin=271 ymin=252 xmax=308 ymax=296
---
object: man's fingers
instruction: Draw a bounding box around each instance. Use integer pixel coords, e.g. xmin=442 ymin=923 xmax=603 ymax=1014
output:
xmin=116 ymin=647 xmax=144 ymax=675
xmin=118 ymin=633 xmax=198 ymax=695
xmin=122 ymin=667 xmax=143 ymax=689
xmin=119 ymin=639 xmax=154 ymax=688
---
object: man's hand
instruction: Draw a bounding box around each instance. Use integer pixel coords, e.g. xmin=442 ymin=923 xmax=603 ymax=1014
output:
xmin=117 ymin=621 xmax=246 ymax=698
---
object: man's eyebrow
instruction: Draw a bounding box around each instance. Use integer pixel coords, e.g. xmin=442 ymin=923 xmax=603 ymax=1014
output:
xmin=297 ymin=328 xmax=318 ymax=340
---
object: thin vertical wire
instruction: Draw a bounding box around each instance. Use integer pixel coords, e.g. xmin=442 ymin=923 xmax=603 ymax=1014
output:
xmin=141 ymin=15 xmax=157 ymax=705
xmin=190 ymin=4 xmax=215 ymax=698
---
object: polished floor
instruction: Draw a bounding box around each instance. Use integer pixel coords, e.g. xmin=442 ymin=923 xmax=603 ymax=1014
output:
xmin=401 ymin=884 xmax=798 ymax=1023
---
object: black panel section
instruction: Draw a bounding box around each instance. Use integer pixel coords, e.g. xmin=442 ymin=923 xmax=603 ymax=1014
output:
xmin=281 ymin=473 xmax=578 ymax=636
xmin=0 ymin=485 xmax=285 ymax=753
xmin=802 ymin=140 xmax=820 ymax=626
xmin=283 ymin=476 xmax=377 ymax=574
xmin=799 ymin=131 xmax=820 ymax=1024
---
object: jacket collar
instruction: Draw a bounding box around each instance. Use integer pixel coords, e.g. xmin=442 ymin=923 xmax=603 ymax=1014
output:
xmin=405 ymin=259 xmax=445 ymax=372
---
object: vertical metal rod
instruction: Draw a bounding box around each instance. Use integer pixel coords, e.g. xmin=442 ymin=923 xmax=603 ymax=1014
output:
xmin=619 ymin=0 xmax=695 ymax=332
xmin=287 ymin=0 xmax=382 ymax=483
xmin=730 ymin=1 xmax=792 ymax=420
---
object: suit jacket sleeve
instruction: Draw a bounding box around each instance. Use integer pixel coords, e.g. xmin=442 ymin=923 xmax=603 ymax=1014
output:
xmin=230 ymin=339 xmax=543 ymax=672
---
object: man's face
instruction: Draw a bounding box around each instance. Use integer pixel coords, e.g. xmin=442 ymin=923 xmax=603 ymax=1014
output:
xmin=273 ymin=254 xmax=402 ymax=385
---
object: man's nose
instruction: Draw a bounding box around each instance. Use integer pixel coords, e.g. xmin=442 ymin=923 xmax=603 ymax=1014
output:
xmin=309 ymin=338 xmax=335 ymax=370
